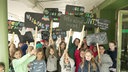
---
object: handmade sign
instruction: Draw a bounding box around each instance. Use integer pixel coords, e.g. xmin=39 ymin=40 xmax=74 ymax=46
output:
xmin=65 ymin=5 xmax=84 ymax=17
xmin=86 ymin=32 xmax=108 ymax=46
xmin=25 ymin=12 xmax=50 ymax=30
xmin=43 ymin=8 xmax=61 ymax=22
xmin=52 ymin=28 xmax=66 ymax=38
xmin=59 ymin=15 xmax=84 ymax=31
xmin=8 ymin=20 xmax=24 ymax=30
xmin=94 ymin=18 xmax=110 ymax=30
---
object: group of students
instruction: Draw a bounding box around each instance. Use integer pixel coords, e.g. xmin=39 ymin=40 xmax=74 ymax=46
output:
xmin=8 ymin=32 xmax=117 ymax=72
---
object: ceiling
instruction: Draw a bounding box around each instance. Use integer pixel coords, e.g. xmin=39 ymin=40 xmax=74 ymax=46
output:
xmin=8 ymin=0 xmax=105 ymax=22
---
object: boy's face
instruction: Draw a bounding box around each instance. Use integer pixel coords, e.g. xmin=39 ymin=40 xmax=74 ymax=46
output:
xmin=85 ymin=52 xmax=92 ymax=61
xmin=109 ymin=43 xmax=116 ymax=51
xmin=14 ymin=51 xmax=22 ymax=59
xmin=36 ymin=52 xmax=43 ymax=60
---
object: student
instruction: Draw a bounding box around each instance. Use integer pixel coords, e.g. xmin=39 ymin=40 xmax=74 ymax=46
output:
xmin=78 ymin=49 xmax=99 ymax=72
xmin=30 ymin=48 xmax=46 ymax=72
xmin=57 ymin=41 xmax=66 ymax=72
xmin=106 ymin=41 xmax=117 ymax=72
xmin=95 ymin=45 xmax=113 ymax=72
xmin=9 ymin=43 xmax=16 ymax=72
xmin=60 ymin=50 xmax=75 ymax=72
xmin=89 ymin=45 xmax=98 ymax=58
xmin=18 ymin=42 xmax=28 ymax=56
xmin=0 ymin=62 xmax=5 ymax=72
xmin=68 ymin=33 xmax=80 ymax=60
xmin=12 ymin=48 xmax=36 ymax=72
xmin=46 ymin=46 xmax=58 ymax=72
xmin=75 ymin=44 xmax=85 ymax=72
xmin=58 ymin=41 xmax=66 ymax=58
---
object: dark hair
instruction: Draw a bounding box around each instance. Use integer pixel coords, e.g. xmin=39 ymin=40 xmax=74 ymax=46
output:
xmin=0 ymin=62 xmax=5 ymax=70
xmin=109 ymin=41 xmax=116 ymax=45
xmin=83 ymin=36 xmax=86 ymax=39
xmin=99 ymin=45 xmax=105 ymax=49
xmin=36 ymin=41 xmax=41 ymax=44
xmin=59 ymin=41 xmax=66 ymax=49
xmin=81 ymin=43 xmax=88 ymax=49
xmin=73 ymin=38 xmax=80 ymax=45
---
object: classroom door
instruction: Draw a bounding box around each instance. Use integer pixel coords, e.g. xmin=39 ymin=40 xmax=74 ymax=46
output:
xmin=117 ymin=10 xmax=128 ymax=72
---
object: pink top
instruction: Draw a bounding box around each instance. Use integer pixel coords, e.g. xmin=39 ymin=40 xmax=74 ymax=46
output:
xmin=75 ymin=49 xmax=82 ymax=72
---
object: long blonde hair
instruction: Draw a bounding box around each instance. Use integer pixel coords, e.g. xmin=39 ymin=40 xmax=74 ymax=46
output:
xmin=85 ymin=49 xmax=97 ymax=71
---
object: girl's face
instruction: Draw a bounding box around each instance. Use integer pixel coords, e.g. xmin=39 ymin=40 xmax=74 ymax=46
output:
xmin=85 ymin=52 xmax=92 ymax=61
xmin=50 ymin=49 xmax=54 ymax=55
xmin=60 ymin=43 xmax=65 ymax=49
xmin=74 ymin=39 xmax=80 ymax=46
xmin=14 ymin=51 xmax=22 ymax=59
xmin=80 ymin=51 xmax=85 ymax=58
xmin=64 ymin=57 xmax=69 ymax=64
xmin=36 ymin=52 xmax=43 ymax=60
xmin=109 ymin=43 xmax=116 ymax=51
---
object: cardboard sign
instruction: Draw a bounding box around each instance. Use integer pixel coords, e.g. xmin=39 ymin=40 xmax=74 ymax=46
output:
xmin=25 ymin=12 xmax=50 ymax=30
xmin=86 ymin=32 xmax=108 ymax=46
xmin=59 ymin=15 xmax=84 ymax=31
xmin=65 ymin=5 xmax=84 ymax=17
xmin=94 ymin=19 xmax=110 ymax=30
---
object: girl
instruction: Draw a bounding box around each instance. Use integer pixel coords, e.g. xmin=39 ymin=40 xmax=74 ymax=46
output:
xmin=46 ymin=46 xmax=58 ymax=72
xmin=9 ymin=43 xmax=16 ymax=72
xmin=30 ymin=48 xmax=46 ymax=72
xmin=60 ymin=50 xmax=75 ymax=72
xmin=106 ymin=41 xmax=117 ymax=72
xmin=75 ymin=44 xmax=85 ymax=72
xmin=57 ymin=41 xmax=66 ymax=72
xmin=95 ymin=45 xmax=113 ymax=72
xmin=78 ymin=49 xmax=99 ymax=72
xmin=58 ymin=41 xmax=66 ymax=58
xmin=12 ymin=48 xmax=36 ymax=72
xmin=68 ymin=34 xmax=80 ymax=60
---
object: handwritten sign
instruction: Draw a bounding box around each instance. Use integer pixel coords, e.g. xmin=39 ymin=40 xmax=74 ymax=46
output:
xmin=8 ymin=20 xmax=24 ymax=30
xmin=65 ymin=5 xmax=84 ymax=17
xmin=25 ymin=12 xmax=50 ymax=30
xmin=59 ymin=15 xmax=84 ymax=31
xmin=94 ymin=19 xmax=110 ymax=30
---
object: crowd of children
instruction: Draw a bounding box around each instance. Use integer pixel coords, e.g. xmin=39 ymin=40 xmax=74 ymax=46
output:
xmin=8 ymin=31 xmax=117 ymax=72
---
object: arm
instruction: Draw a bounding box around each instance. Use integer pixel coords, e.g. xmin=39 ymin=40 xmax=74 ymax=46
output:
xmin=26 ymin=55 xmax=36 ymax=64
xmin=102 ymin=54 xmax=113 ymax=67
xmin=12 ymin=53 xmax=31 ymax=67
xmin=69 ymin=57 xmax=75 ymax=67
